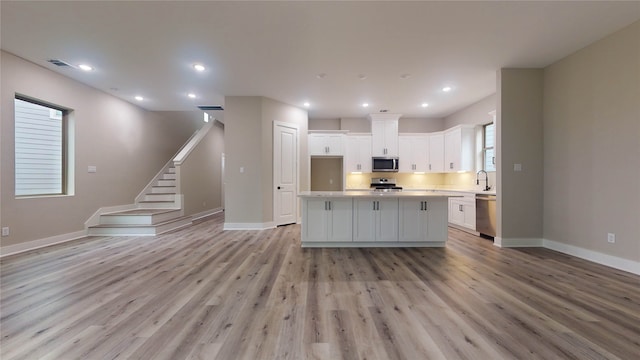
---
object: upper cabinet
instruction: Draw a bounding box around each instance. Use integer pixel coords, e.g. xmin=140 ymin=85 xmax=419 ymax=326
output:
xmin=443 ymin=125 xmax=475 ymax=172
xmin=398 ymin=134 xmax=428 ymax=172
xmin=309 ymin=132 xmax=346 ymax=156
xmin=346 ymin=135 xmax=372 ymax=173
xmin=369 ymin=114 xmax=400 ymax=157
xmin=427 ymin=132 xmax=445 ymax=173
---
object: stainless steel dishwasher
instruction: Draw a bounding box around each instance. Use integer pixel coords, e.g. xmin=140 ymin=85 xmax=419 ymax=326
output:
xmin=476 ymin=194 xmax=496 ymax=237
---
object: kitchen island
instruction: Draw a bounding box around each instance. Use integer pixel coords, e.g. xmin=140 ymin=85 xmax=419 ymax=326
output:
xmin=299 ymin=191 xmax=461 ymax=247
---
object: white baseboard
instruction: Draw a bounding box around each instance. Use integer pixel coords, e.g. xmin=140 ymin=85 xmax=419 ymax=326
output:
xmin=0 ymin=230 xmax=87 ymax=258
xmin=191 ymin=207 xmax=223 ymax=221
xmin=543 ymin=239 xmax=640 ymax=275
xmin=494 ymin=236 xmax=543 ymax=248
xmin=223 ymin=222 xmax=275 ymax=230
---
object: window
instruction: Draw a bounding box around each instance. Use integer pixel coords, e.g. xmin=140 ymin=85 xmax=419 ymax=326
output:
xmin=14 ymin=97 xmax=69 ymax=196
xmin=483 ymin=122 xmax=495 ymax=172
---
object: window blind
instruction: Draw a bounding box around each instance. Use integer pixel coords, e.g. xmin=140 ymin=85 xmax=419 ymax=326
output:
xmin=14 ymin=98 xmax=64 ymax=196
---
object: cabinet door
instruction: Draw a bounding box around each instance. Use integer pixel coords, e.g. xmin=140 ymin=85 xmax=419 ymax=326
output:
xmin=398 ymin=199 xmax=426 ymax=242
xmin=413 ymin=136 xmax=428 ymax=172
xmin=309 ymin=134 xmax=327 ymax=156
xmin=398 ymin=136 xmax=414 ymax=172
xmin=383 ymin=121 xmax=399 ymax=156
xmin=377 ymin=199 xmax=399 ymax=242
xmin=425 ymin=199 xmax=448 ymax=242
xmin=303 ymin=199 xmax=329 ymax=241
xmin=428 ymin=133 xmax=444 ymax=172
xmin=371 ymin=120 xmax=386 ymax=157
xmin=327 ymin=199 xmax=353 ymax=241
xmin=346 ymin=136 xmax=372 ymax=172
xmin=461 ymin=201 xmax=476 ymax=230
xmin=326 ymin=135 xmax=344 ymax=155
xmin=448 ymin=198 xmax=465 ymax=226
xmin=353 ymin=199 xmax=377 ymax=242
xmin=444 ymin=128 xmax=461 ymax=172
xmin=358 ymin=136 xmax=372 ymax=172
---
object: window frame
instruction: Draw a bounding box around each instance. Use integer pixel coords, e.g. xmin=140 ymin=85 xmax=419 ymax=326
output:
xmin=14 ymin=95 xmax=70 ymax=197
xmin=482 ymin=122 xmax=495 ymax=172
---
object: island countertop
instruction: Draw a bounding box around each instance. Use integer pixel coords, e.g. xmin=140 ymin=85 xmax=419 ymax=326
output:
xmin=298 ymin=190 xmax=463 ymax=198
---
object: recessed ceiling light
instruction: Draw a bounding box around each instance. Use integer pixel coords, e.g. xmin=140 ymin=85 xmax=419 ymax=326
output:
xmin=303 ymin=102 xmax=310 ymax=107
xmin=78 ymin=64 xmax=93 ymax=71
xmin=400 ymin=73 xmax=411 ymax=79
xmin=188 ymin=93 xmax=197 ymax=99
xmin=316 ymin=73 xmax=327 ymax=79
xmin=362 ymin=103 xmax=369 ymax=108
xmin=442 ymin=86 xmax=452 ymax=92
xmin=135 ymin=95 xmax=144 ymax=101
xmin=421 ymin=103 xmax=429 ymax=108
xmin=193 ymin=64 xmax=205 ymax=72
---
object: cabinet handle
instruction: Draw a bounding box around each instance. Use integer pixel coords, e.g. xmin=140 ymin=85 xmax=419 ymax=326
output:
xmin=420 ymin=201 xmax=424 ymax=211
xmin=373 ymin=201 xmax=376 ymax=211
xmin=450 ymin=162 xmax=454 ymax=169
xmin=328 ymin=201 xmax=331 ymax=210
xmin=492 ymin=156 xmax=495 ymax=165
xmin=424 ymin=201 xmax=428 ymax=211
xmin=459 ymin=204 xmax=463 ymax=212
xmin=429 ymin=164 xmax=432 ymax=170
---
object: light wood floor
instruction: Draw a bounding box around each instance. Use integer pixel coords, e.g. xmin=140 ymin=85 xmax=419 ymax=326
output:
xmin=1 ymin=212 xmax=638 ymax=360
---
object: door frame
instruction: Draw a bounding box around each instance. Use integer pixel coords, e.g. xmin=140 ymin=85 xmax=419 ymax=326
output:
xmin=273 ymin=121 xmax=300 ymax=226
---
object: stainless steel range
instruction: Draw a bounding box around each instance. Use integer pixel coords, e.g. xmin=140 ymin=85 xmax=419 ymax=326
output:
xmin=370 ymin=178 xmax=403 ymax=192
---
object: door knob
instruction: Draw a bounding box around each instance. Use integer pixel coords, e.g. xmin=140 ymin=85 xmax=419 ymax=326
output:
xmin=277 ymin=186 xmax=281 ymax=190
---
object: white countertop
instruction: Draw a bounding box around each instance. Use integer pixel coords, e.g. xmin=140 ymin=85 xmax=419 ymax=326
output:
xmin=298 ymin=190 xmax=463 ymax=198
xmin=343 ymin=187 xmax=496 ymax=196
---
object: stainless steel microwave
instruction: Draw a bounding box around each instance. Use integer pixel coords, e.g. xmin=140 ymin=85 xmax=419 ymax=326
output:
xmin=372 ymin=157 xmax=399 ymax=172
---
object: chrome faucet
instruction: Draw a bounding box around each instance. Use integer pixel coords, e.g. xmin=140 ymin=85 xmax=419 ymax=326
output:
xmin=476 ymin=170 xmax=491 ymax=191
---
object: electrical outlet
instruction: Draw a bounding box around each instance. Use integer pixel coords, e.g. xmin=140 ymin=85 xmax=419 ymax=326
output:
xmin=607 ymin=233 xmax=615 ymax=243
xmin=1 ymin=227 xmax=9 ymax=237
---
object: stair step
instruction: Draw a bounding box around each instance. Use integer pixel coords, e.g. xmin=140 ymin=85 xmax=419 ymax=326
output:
xmin=88 ymin=216 xmax=192 ymax=236
xmin=151 ymin=186 xmax=176 ymax=194
xmin=100 ymin=209 xmax=182 ymax=225
xmin=143 ymin=193 xmax=176 ymax=202
xmin=167 ymin=167 xmax=176 ymax=174
xmin=162 ymin=173 xmax=177 ymax=180
xmin=157 ymin=179 xmax=176 ymax=187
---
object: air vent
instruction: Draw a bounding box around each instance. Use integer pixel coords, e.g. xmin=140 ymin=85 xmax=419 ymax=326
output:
xmin=197 ymin=105 xmax=224 ymax=111
xmin=47 ymin=59 xmax=72 ymax=67
xmin=379 ymin=109 xmax=389 ymax=113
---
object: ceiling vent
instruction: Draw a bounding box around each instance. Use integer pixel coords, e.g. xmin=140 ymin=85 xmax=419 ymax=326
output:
xmin=47 ymin=59 xmax=72 ymax=67
xmin=379 ymin=109 xmax=389 ymax=113
xmin=197 ymin=105 xmax=224 ymax=111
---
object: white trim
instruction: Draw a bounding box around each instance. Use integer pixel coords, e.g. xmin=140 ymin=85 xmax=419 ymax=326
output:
xmin=0 ymin=230 xmax=87 ymax=258
xmin=493 ymin=236 xmax=543 ymax=248
xmin=84 ymin=203 xmax=137 ymax=228
xmin=191 ymin=207 xmax=224 ymax=221
xmin=173 ymin=122 xmax=213 ymax=165
xmin=543 ymin=239 xmax=640 ymax=275
xmin=302 ymin=241 xmax=446 ymax=248
xmin=223 ymin=222 xmax=275 ymax=230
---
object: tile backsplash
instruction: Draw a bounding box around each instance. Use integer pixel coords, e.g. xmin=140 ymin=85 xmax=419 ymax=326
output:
xmin=345 ymin=171 xmax=496 ymax=191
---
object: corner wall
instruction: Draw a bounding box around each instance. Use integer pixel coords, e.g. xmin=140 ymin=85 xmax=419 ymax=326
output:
xmin=496 ymin=69 xmax=544 ymax=245
xmin=0 ymin=51 xmax=200 ymax=248
xmin=542 ymin=20 xmax=640 ymax=264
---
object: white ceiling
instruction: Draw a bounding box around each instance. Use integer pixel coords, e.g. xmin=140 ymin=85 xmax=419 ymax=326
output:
xmin=2 ymin=1 xmax=639 ymax=120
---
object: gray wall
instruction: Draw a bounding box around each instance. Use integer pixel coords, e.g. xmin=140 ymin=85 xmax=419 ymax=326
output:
xmin=444 ymin=94 xmax=496 ymax=128
xmin=224 ymin=96 xmax=308 ymax=225
xmin=543 ymin=20 xmax=640 ymax=261
xmin=497 ymin=69 xmax=544 ymax=243
xmin=181 ymin=120 xmax=225 ymax=216
xmin=0 ymin=51 xmax=201 ymax=247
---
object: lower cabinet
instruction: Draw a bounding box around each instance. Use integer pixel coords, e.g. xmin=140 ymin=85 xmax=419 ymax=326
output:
xmin=353 ymin=198 xmax=398 ymax=242
xmin=399 ymin=198 xmax=448 ymax=242
xmin=448 ymin=195 xmax=476 ymax=232
xmin=302 ymin=198 xmax=353 ymax=242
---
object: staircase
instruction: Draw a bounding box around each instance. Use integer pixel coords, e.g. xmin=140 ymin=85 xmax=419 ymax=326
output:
xmin=86 ymin=122 xmax=214 ymax=236
xmin=87 ymin=167 xmax=192 ymax=236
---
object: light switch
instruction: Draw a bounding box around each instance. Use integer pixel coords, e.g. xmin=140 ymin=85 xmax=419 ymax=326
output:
xmin=88 ymin=165 xmax=97 ymax=173
xmin=514 ymin=163 xmax=522 ymax=172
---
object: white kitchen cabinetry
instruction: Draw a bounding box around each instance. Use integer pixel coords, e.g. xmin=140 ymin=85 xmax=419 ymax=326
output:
xmin=370 ymin=118 xmax=399 ymax=157
xmin=398 ymin=135 xmax=428 ymax=172
xmin=302 ymin=198 xmax=353 ymax=242
xmin=309 ymin=133 xmax=345 ymax=156
xmin=428 ymin=132 xmax=445 ymax=173
xmin=353 ymin=198 xmax=398 ymax=242
xmin=399 ymin=198 xmax=448 ymax=242
xmin=443 ymin=125 xmax=475 ymax=172
xmin=448 ymin=194 xmax=476 ymax=232
xmin=346 ymin=135 xmax=372 ymax=173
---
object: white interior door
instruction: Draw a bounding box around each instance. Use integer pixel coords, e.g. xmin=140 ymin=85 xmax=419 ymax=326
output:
xmin=273 ymin=122 xmax=298 ymax=226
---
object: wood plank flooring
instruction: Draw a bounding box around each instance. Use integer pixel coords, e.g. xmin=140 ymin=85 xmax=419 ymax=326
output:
xmin=1 ymin=212 xmax=639 ymax=359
